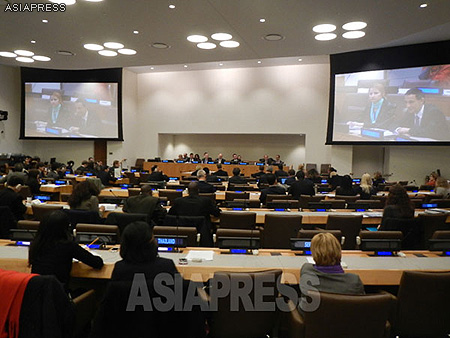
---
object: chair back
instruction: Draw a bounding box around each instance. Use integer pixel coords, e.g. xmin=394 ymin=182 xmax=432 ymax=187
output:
xmin=158 ymin=190 xmax=183 ymax=203
xmin=32 ymin=204 xmax=63 ymax=221
xmin=266 ymin=194 xmax=292 ymax=203
xmin=335 ymin=195 xmax=359 ymax=203
xmin=0 ymin=206 xmax=17 ymax=239
xmin=214 ymin=228 xmax=262 ymax=247
xmin=299 ymin=195 xmax=325 ymax=209
xmin=327 ymin=199 xmax=346 ymax=209
xmin=382 ymin=218 xmax=423 ymax=250
xmin=297 ymin=229 xmax=343 ymax=244
xmin=359 ymin=230 xmax=403 ymax=240
xmin=370 ymin=195 xmax=387 ymax=207
xmin=62 ymin=209 xmax=103 ymax=227
xmin=60 ymin=193 xmax=71 ymax=202
xmin=17 ymin=220 xmax=40 ymax=231
xmin=153 ymin=225 xmax=199 ymax=247
xmin=233 ymin=199 xmax=261 ymax=208
xmin=163 ymin=215 xmax=211 ymax=247
xmin=355 ymin=199 xmax=383 ymax=209
xmin=418 ymin=213 xmax=448 ymax=242
xmin=305 ymin=163 xmax=317 ymax=171
xmin=18 ymin=185 xmax=32 ymax=199
xmin=76 ymin=223 xmax=120 ymax=242
xmin=225 ymin=191 xmax=250 ymax=201
xmin=128 ymin=188 xmax=141 ymax=197
xmin=394 ymin=271 xmax=450 ymax=337
xmin=423 ymin=194 xmax=443 ymax=203
xmin=299 ymin=291 xmax=393 ymax=338
xmin=219 ymin=211 xmax=256 ymax=230
xmin=104 ymin=212 xmax=149 ymax=233
xmin=326 ymin=215 xmax=363 ymax=249
xmin=198 ymin=193 xmax=216 ymax=202
xmin=320 ymin=163 xmax=331 ymax=176
xmin=431 ymin=230 xmax=450 ymax=239
xmin=138 ymin=173 xmax=150 ymax=183
xmin=430 ymin=198 xmax=450 ymax=208
xmin=208 ymin=270 xmax=282 ymax=338
xmin=263 ymin=214 xmax=302 ymax=249
xmin=134 ymin=158 xmax=145 ymax=168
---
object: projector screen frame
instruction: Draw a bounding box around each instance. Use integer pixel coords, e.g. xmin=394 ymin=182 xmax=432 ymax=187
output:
xmin=20 ymin=67 xmax=123 ymax=141
xmin=326 ymin=40 xmax=450 ymax=146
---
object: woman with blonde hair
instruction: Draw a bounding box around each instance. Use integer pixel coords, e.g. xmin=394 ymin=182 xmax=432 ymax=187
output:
xmin=435 ymin=177 xmax=450 ymax=198
xmin=355 ymin=173 xmax=377 ymax=199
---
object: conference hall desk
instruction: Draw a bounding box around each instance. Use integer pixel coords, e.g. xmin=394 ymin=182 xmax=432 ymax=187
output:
xmin=143 ymin=162 xmax=288 ymax=178
xmin=0 ymin=242 xmax=448 ymax=286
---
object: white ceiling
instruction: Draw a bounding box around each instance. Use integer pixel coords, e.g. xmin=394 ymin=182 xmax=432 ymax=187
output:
xmin=1 ymin=0 xmax=449 ymax=73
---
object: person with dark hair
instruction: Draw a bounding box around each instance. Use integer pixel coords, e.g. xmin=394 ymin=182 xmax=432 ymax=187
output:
xmin=272 ymin=154 xmax=284 ymax=166
xmin=0 ymin=162 xmax=27 ymax=184
xmin=66 ymin=160 xmax=75 ymax=174
xmin=379 ymin=184 xmax=415 ymax=229
xmin=0 ymin=176 xmax=26 ymax=221
xmin=228 ymin=167 xmax=247 ymax=185
xmin=335 ymin=175 xmax=357 ymax=196
xmin=259 ymin=173 xmax=286 ymax=205
xmin=147 ymin=165 xmax=169 ymax=182
xmin=214 ymin=153 xmax=226 ymax=164
xmin=75 ymin=160 xmax=89 ymax=175
xmin=201 ymin=152 xmax=212 ymax=164
xmin=193 ymin=153 xmax=201 ymax=162
xmin=288 ymin=170 xmax=315 ymax=199
xmin=26 ymin=169 xmax=41 ymax=195
xmin=97 ymin=165 xmax=116 ymax=186
xmin=306 ymin=168 xmax=322 ymax=184
xmin=213 ymin=163 xmax=228 ymax=177
xmin=123 ymin=185 xmax=167 ymax=225
xmin=47 ymin=91 xmax=70 ymax=128
xmin=372 ymin=171 xmax=385 ymax=188
xmin=68 ymin=180 xmax=104 ymax=214
xmin=285 ymin=169 xmax=297 ymax=186
xmin=395 ymin=88 xmax=449 ymax=140
xmin=274 ymin=163 xmax=288 ymax=178
xmin=29 ymin=210 xmax=103 ymax=289
xmin=46 ymin=162 xmax=62 ymax=180
xmin=251 ymin=165 xmax=265 ymax=179
xmin=69 ymin=99 xmax=97 ymax=135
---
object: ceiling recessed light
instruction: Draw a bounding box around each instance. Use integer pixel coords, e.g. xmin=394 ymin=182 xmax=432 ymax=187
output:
xmin=103 ymin=42 xmax=124 ymax=49
xmin=31 ymin=40 xmax=36 ymax=44
xmin=98 ymin=50 xmax=117 ymax=57
xmin=49 ymin=0 xmax=76 ymax=5
xmin=312 ymin=24 xmax=336 ymax=33
xmin=169 ymin=4 xmax=175 ymax=9
xmin=151 ymin=42 xmax=170 ymax=49
xmin=259 ymin=18 xmax=266 ymax=23
xmin=118 ymin=48 xmax=137 ymax=55
xmin=84 ymin=43 xmax=104 ymax=51
xmin=211 ymin=33 xmax=232 ymax=41
xmin=342 ymin=31 xmax=366 ymax=39
xmin=150 ymin=67 xmax=154 ymax=70
xmin=420 ymin=3 xmax=427 ymax=7
xmin=219 ymin=63 xmax=223 ymax=66
xmin=314 ymin=33 xmax=337 ymax=41
xmin=263 ymin=34 xmax=284 ymax=41
xmin=184 ymin=65 xmax=188 ymax=68
xmin=257 ymin=60 xmax=262 ymax=64
xmin=298 ymin=58 xmax=302 ymax=62
xmin=197 ymin=42 xmax=216 ymax=50
xmin=16 ymin=57 xmax=34 ymax=63
xmin=0 ymin=52 xmax=17 ymax=58
xmin=42 ymin=19 xmax=48 ymax=23
xmin=342 ymin=21 xmax=367 ymax=31
xmin=14 ymin=50 xmax=34 ymax=56
xmin=187 ymin=35 xmax=208 ymax=43
xmin=56 ymin=50 xmax=75 ymax=56
xmin=133 ymin=30 xmax=139 ymax=34
xmin=219 ymin=41 xmax=240 ymax=48
xmin=32 ymin=55 xmax=51 ymax=61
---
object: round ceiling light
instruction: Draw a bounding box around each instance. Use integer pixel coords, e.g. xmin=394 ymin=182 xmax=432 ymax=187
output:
xmin=219 ymin=41 xmax=240 ymax=48
xmin=151 ymin=42 xmax=170 ymax=49
xmin=98 ymin=50 xmax=117 ymax=57
xmin=314 ymin=33 xmax=337 ymax=41
xmin=211 ymin=33 xmax=232 ymax=41
xmin=0 ymin=52 xmax=17 ymax=58
xmin=197 ymin=42 xmax=216 ymax=50
xmin=187 ymin=35 xmax=208 ymax=43
xmin=169 ymin=4 xmax=175 ymax=9
xmin=342 ymin=21 xmax=367 ymax=31
xmin=420 ymin=3 xmax=428 ymax=7
xmin=342 ymin=31 xmax=366 ymax=39
xmin=42 ymin=19 xmax=48 ymax=23
xmin=49 ymin=0 xmax=76 ymax=5
xmin=33 ymin=55 xmax=51 ymax=61
xmin=103 ymin=42 xmax=124 ymax=49
xmin=263 ymin=34 xmax=284 ymax=41
xmin=14 ymin=50 xmax=34 ymax=56
xmin=259 ymin=18 xmax=266 ymax=23
xmin=312 ymin=24 xmax=336 ymax=33
xmin=16 ymin=57 xmax=34 ymax=63
xmin=118 ymin=48 xmax=137 ymax=55
xmin=84 ymin=43 xmax=104 ymax=51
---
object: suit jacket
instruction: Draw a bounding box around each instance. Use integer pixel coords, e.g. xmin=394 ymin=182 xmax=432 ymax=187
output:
xmin=259 ymin=185 xmax=286 ymax=205
xmin=288 ymin=179 xmax=315 ymax=199
xmin=228 ymin=175 xmax=247 ymax=185
xmin=147 ymin=171 xmax=169 ymax=182
xmin=111 ymin=257 xmax=178 ymax=282
xmin=359 ymin=99 xmax=396 ymax=130
xmin=47 ymin=106 xmax=71 ymax=129
xmin=213 ymin=169 xmax=229 ymax=177
xmin=214 ymin=158 xmax=226 ymax=164
xmin=197 ymin=180 xmax=216 ymax=193
xmin=123 ymin=194 xmax=167 ymax=224
xmin=399 ymin=104 xmax=449 ymax=140
xmin=201 ymin=157 xmax=212 ymax=164
xmin=0 ymin=187 xmax=26 ymax=221
xmin=168 ymin=195 xmax=220 ymax=220
xmin=70 ymin=110 xmax=97 ymax=135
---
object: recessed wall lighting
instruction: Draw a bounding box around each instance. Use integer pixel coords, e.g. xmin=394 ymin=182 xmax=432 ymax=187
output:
xmin=31 ymin=40 xmax=36 ymax=44
xmin=150 ymin=67 xmax=154 ymax=70
xmin=312 ymin=24 xmax=336 ymax=33
xmin=103 ymin=42 xmax=124 ymax=49
xmin=342 ymin=31 xmax=365 ymax=39
xmin=315 ymin=33 xmax=337 ymax=41
xmin=84 ymin=43 xmax=104 ymax=51
xmin=98 ymin=50 xmax=117 ymax=57
xmin=298 ymin=58 xmax=302 ymax=62
xmin=32 ymin=55 xmax=51 ymax=61
xmin=211 ymin=33 xmax=232 ymax=41
xmin=187 ymin=35 xmax=208 ymax=43
xmin=342 ymin=21 xmax=367 ymax=31
xmin=219 ymin=63 xmax=223 ymax=66
xmin=118 ymin=48 xmax=137 ymax=55
xmin=49 ymin=0 xmax=76 ymax=5
xmin=42 ymin=19 xmax=48 ymax=23
xmin=197 ymin=42 xmax=216 ymax=50
xmin=183 ymin=65 xmax=188 ymax=68
xmin=133 ymin=30 xmax=139 ymax=34
xmin=151 ymin=42 xmax=170 ymax=49
xmin=420 ymin=3 xmax=428 ymax=7
xmin=14 ymin=50 xmax=34 ymax=56
xmin=16 ymin=57 xmax=34 ymax=63
xmin=0 ymin=52 xmax=17 ymax=58
xmin=259 ymin=18 xmax=266 ymax=23
xmin=169 ymin=4 xmax=175 ymax=9
xmin=219 ymin=41 xmax=240 ymax=48
xmin=257 ymin=60 xmax=262 ymax=64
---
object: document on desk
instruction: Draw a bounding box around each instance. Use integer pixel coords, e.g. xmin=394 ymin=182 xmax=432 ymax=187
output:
xmin=185 ymin=250 xmax=214 ymax=261
xmin=99 ymin=203 xmax=117 ymax=211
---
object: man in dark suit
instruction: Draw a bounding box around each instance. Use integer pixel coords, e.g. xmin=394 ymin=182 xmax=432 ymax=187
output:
xmin=259 ymin=174 xmax=286 ymax=205
xmin=274 ymin=163 xmax=288 ymax=178
xmin=228 ymin=167 xmax=247 ymax=185
xmin=259 ymin=154 xmax=274 ymax=165
xmin=122 ymin=185 xmax=166 ymax=225
xmin=251 ymin=165 xmax=265 ymax=179
xmin=285 ymin=169 xmax=297 ymax=186
xmin=147 ymin=165 xmax=169 ymax=182
xmin=396 ymin=88 xmax=449 ymax=140
xmin=0 ymin=176 xmax=26 ymax=221
xmin=201 ymin=152 xmax=212 ymax=164
xmin=288 ymin=170 xmax=315 ymax=199
xmin=196 ymin=170 xmax=216 ymax=193
xmin=229 ymin=153 xmax=240 ymax=164
xmin=213 ymin=164 xmax=228 ymax=177
xmin=69 ymin=100 xmax=97 ymax=136
xmin=214 ymin=153 xmax=226 ymax=164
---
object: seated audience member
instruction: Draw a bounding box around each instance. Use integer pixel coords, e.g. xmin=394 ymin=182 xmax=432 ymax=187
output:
xmin=201 ymin=152 xmax=212 ymax=164
xmin=228 ymin=167 xmax=247 ymax=185
xmin=191 ymin=164 xmax=202 ymax=177
xmin=285 ymin=169 xmax=296 ymax=186
xmin=68 ymin=180 xmax=105 ymax=215
xmin=425 ymin=171 xmax=439 ymax=187
xmin=259 ymin=154 xmax=273 ymax=165
xmin=46 ymin=162 xmax=62 ymax=180
xmin=204 ymin=167 xmax=219 ymax=183
xmin=75 ymin=160 xmax=90 ymax=175
xmin=175 ymin=154 xmax=184 ymax=162
xmin=288 ymin=170 xmax=315 ymax=199
xmin=259 ymin=174 xmax=286 ymax=205
xmin=0 ymin=162 xmax=28 ymax=184
xmin=299 ymin=233 xmax=365 ymax=302
xmin=97 ymin=165 xmax=116 ymax=186
xmin=29 ymin=210 xmax=104 ymax=290
xmin=327 ymin=167 xmax=342 ymax=191
xmin=251 ymin=165 xmax=265 ymax=179
xmin=108 ymin=160 xmax=122 ymax=179
xmin=272 ymin=154 xmax=284 ymax=166
xmin=193 ymin=153 xmax=201 ymax=162
xmin=0 ymin=176 xmax=27 ymax=221
xmin=214 ymin=153 xmax=226 ymax=164
xmin=229 ymin=153 xmax=239 ymax=164
xmin=66 ymin=160 xmax=75 ymax=174
xmin=379 ymin=184 xmax=415 ymax=229
xmin=186 ymin=153 xmax=195 ymax=163
xmin=435 ymin=177 xmax=450 ymax=198
xmin=274 ymin=163 xmax=288 ymax=178
xmin=26 ymin=169 xmax=41 ymax=195
xmin=147 ymin=165 xmax=169 ymax=182
xmin=258 ymin=166 xmax=274 ymax=187
xmin=372 ymin=171 xmax=385 ymax=187
xmin=197 ymin=170 xmax=216 ymax=193
xmin=23 ymin=155 xmax=32 ymax=170
xmin=123 ymin=185 xmax=166 ymax=225
xmin=307 ymin=168 xmax=322 ymax=184
xmin=213 ymin=163 xmax=228 ymax=177
xmin=354 ymin=173 xmax=377 ymax=199
xmin=37 ymin=162 xmax=48 ymax=178
xmin=335 ymin=175 xmax=357 ymax=196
